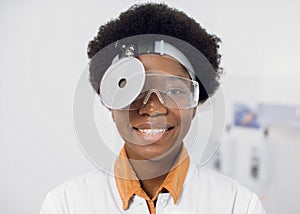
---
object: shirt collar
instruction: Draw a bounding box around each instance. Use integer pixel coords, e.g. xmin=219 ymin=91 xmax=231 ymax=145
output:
xmin=114 ymin=145 xmax=190 ymax=210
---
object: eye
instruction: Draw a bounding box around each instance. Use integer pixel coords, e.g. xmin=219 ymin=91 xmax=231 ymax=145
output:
xmin=165 ymin=88 xmax=186 ymax=95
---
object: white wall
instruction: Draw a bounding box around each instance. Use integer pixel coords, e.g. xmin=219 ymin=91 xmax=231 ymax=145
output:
xmin=0 ymin=0 xmax=299 ymax=213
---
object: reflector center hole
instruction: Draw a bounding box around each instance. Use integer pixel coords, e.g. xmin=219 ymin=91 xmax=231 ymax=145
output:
xmin=118 ymin=78 xmax=127 ymax=88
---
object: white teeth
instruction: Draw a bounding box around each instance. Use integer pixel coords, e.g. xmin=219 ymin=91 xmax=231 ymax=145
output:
xmin=138 ymin=129 xmax=167 ymax=135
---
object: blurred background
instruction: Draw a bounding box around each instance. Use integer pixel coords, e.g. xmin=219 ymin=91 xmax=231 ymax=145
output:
xmin=0 ymin=0 xmax=299 ymax=213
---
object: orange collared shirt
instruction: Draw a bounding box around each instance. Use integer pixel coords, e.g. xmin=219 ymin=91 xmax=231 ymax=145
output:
xmin=114 ymin=146 xmax=190 ymax=214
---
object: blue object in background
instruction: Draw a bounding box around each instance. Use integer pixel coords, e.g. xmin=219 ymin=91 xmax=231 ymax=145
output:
xmin=234 ymin=103 xmax=260 ymax=129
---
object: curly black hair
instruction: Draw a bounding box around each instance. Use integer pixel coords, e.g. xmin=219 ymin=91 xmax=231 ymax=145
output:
xmin=87 ymin=3 xmax=222 ymax=102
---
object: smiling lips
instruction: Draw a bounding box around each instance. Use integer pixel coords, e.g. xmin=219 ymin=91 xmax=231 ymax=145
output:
xmin=132 ymin=124 xmax=174 ymax=143
xmin=138 ymin=128 xmax=167 ymax=135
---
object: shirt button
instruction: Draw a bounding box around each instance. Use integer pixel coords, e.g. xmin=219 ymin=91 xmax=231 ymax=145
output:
xmin=137 ymin=199 xmax=144 ymax=205
xmin=162 ymin=199 xmax=168 ymax=206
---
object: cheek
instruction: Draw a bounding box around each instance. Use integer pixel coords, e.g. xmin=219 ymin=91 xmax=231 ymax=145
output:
xmin=112 ymin=110 xmax=130 ymax=124
xmin=173 ymin=109 xmax=194 ymax=124
xmin=112 ymin=111 xmax=129 ymax=132
xmin=176 ymin=110 xmax=194 ymax=133
xmin=112 ymin=111 xmax=137 ymax=139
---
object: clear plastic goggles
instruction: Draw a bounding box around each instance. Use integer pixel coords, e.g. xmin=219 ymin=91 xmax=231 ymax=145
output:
xmin=108 ymin=73 xmax=199 ymax=110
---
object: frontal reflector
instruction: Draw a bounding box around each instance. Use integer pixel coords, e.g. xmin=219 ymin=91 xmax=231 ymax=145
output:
xmin=100 ymin=57 xmax=145 ymax=109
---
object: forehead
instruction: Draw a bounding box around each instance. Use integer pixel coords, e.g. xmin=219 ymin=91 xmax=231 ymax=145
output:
xmin=137 ymin=54 xmax=190 ymax=79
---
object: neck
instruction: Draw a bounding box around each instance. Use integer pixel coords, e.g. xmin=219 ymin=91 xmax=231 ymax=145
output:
xmin=126 ymin=144 xmax=182 ymax=198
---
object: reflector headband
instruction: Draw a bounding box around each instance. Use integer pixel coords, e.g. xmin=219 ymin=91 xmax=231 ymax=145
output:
xmin=112 ymin=40 xmax=195 ymax=80
xmin=89 ymin=34 xmax=219 ymax=101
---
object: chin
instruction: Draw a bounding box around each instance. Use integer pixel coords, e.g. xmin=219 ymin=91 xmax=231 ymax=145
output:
xmin=126 ymin=140 xmax=181 ymax=161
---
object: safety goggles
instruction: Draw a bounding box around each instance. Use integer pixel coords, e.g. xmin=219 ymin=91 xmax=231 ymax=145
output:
xmin=101 ymin=73 xmax=199 ymax=110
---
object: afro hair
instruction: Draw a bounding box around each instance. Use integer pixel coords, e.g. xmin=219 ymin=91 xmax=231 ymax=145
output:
xmin=87 ymin=3 xmax=222 ymax=102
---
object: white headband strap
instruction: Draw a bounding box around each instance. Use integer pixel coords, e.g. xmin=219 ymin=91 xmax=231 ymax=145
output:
xmin=111 ymin=40 xmax=195 ymax=80
xmin=154 ymin=40 xmax=195 ymax=80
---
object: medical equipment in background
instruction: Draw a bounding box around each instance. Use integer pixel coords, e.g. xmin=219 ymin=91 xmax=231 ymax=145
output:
xmin=207 ymin=103 xmax=274 ymax=201
xmin=248 ymin=127 xmax=273 ymax=195
xmin=207 ymin=124 xmax=235 ymax=177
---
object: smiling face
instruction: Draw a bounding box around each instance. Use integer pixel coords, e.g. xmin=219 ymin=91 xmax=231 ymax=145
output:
xmin=112 ymin=54 xmax=196 ymax=160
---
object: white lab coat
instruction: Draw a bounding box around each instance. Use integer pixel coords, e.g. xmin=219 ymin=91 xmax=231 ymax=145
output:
xmin=40 ymin=164 xmax=266 ymax=214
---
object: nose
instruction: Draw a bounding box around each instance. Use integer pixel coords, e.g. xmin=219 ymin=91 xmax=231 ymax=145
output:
xmin=138 ymin=90 xmax=168 ymax=116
